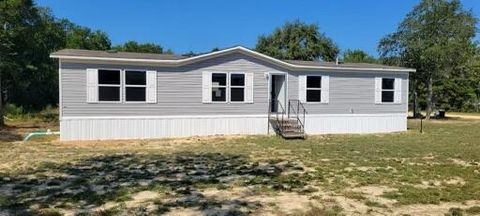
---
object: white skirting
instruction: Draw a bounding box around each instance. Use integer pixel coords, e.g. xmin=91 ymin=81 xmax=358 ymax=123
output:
xmin=304 ymin=113 xmax=407 ymax=134
xmin=60 ymin=113 xmax=407 ymax=141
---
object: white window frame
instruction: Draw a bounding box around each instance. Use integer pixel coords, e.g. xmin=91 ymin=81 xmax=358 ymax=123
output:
xmin=229 ymin=72 xmax=246 ymax=103
xmin=381 ymin=77 xmax=395 ymax=104
xmin=305 ymin=75 xmax=322 ymax=103
xmin=124 ymin=69 xmax=147 ymax=103
xmin=211 ymin=72 xmax=229 ymax=103
xmin=97 ymin=68 xmax=122 ymax=103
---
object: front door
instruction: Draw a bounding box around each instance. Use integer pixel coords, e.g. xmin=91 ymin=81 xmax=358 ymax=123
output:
xmin=270 ymin=74 xmax=286 ymax=113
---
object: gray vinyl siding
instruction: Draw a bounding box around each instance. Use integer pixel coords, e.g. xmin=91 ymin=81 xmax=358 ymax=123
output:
xmin=288 ymin=72 xmax=408 ymax=114
xmin=61 ymin=53 xmax=409 ymax=117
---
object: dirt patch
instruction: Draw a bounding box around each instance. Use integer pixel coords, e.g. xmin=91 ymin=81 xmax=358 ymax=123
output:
xmin=422 ymin=154 xmax=435 ymax=160
xmin=164 ymin=208 xmax=202 ymax=216
xmin=58 ymin=135 xmax=249 ymax=149
xmin=350 ymin=185 xmax=397 ymax=197
xmin=444 ymin=177 xmax=466 ymax=186
xmin=131 ymin=191 xmax=159 ymax=202
xmin=447 ymin=114 xmax=480 ymax=120
xmin=449 ymin=158 xmax=479 ymax=167
xmin=343 ymin=163 xmax=398 ymax=173
xmin=154 ymin=187 xmax=319 ymax=216
xmin=330 ymin=195 xmax=371 ymax=215
xmin=247 ymin=192 xmax=314 ymax=215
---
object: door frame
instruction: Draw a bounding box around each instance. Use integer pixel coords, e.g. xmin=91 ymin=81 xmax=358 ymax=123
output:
xmin=267 ymin=72 xmax=288 ymax=113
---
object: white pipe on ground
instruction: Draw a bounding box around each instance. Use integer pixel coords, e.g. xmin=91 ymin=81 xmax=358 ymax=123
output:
xmin=23 ymin=129 xmax=60 ymax=141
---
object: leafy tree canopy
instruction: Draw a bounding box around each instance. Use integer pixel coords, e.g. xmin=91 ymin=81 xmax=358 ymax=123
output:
xmin=378 ymin=0 xmax=478 ymax=113
xmin=1 ymin=0 xmax=65 ymax=113
xmin=342 ymin=49 xmax=378 ymax=63
xmin=113 ymin=41 xmax=167 ymax=54
xmin=61 ymin=20 xmax=111 ymax=50
xmin=255 ymin=20 xmax=339 ymax=61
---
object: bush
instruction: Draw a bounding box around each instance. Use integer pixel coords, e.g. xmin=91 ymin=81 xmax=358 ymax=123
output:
xmin=3 ymin=104 xmax=58 ymax=123
xmin=4 ymin=103 xmax=25 ymax=116
xmin=38 ymin=105 xmax=59 ymax=123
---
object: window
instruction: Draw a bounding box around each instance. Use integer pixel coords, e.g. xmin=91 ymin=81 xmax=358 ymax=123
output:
xmin=230 ymin=73 xmax=245 ymax=102
xmin=381 ymin=78 xmax=395 ymax=103
xmin=125 ymin=70 xmax=146 ymax=102
xmin=98 ymin=69 xmax=121 ymax=102
xmin=306 ymin=76 xmax=321 ymax=102
xmin=212 ymin=73 xmax=227 ymax=102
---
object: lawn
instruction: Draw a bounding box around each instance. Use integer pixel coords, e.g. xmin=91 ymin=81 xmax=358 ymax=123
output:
xmin=448 ymin=112 xmax=480 ymax=116
xmin=1 ymin=119 xmax=480 ymax=215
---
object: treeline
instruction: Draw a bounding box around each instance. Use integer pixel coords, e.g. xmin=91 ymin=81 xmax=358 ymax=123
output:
xmin=1 ymin=0 xmax=479 ymax=125
xmin=255 ymin=1 xmax=480 ymax=115
xmin=0 ymin=0 xmax=169 ymax=116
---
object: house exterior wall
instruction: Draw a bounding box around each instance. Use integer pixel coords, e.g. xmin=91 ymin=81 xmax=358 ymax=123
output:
xmin=287 ymin=71 xmax=409 ymax=114
xmin=59 ymin=53 xmax=409 ymax=140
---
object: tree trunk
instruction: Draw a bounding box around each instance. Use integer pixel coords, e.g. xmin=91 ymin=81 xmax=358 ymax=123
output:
xmin=426 ymin=76 xmax=433 ymax=120
xmin=413 ymin=90 xmax=418 ymax=118
xmin=0 ymin=71 xmax=4 ymax=126
xmin=411 ymin=80 xmax=419 ymax=118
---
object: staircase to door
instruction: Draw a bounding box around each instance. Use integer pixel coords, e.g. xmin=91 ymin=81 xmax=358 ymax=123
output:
xmin=269 ymin=99 xmax=307 ymax=139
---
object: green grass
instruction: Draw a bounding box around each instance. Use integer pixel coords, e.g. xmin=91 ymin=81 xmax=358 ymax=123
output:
xmin=1 ymin=119 xmax=480 ymax=214
xmin=466 ymin=206 xmax=480 ymax=214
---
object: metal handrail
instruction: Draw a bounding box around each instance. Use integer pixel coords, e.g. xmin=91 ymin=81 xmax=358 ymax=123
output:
xmin=269 ymin=99 xmax=307 ymax=136
xmin=269 ymin=99 xmax=287 ymax=134
xmin=288 ymin=99 xmax=306 ymax=133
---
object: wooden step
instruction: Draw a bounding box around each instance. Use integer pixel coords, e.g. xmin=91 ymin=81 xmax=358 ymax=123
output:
xmin=270 ymin=117 xmax=305 ymax=139
xmin=281 ymin=131 xmax=305 ymax=139
xmin=282 ymin=126 xmax=302 ymax=132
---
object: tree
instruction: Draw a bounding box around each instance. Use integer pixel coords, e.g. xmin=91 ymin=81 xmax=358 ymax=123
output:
xmin=342 ymin=49 xmax=377 ymax=63
xmin=9 ymin=7 xmax=65 ymax=110
xmin=1 ymin=0 xmax=114 ymax=121
xmin=0 ymin=0 xmax=43 ymax=125
xmin=61 ymin=20 xmax=111 ymax=50
xmin=378 ymin=0 xmax=477 ymax=118
xmin=255 ymin=20 xmax=339 ymax=61
xmin=113 ymin=41 xmax=164 ymax=53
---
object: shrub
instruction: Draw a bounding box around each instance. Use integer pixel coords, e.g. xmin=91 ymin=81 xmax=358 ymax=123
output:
xmin=4 ymin=103 xmax=25 ymax=116
xmin=3 ymin=103 xmax=58 ymax=123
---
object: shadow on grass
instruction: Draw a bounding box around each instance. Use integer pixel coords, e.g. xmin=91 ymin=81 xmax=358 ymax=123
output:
xmin=0 ymin=130 xmax=23 ymax=142
xmin=0 ymin=152 xmax=307 ymax=215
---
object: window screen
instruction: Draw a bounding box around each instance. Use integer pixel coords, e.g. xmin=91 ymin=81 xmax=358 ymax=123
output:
xmin=230 ymin=74 xmax=245 ymax=102
xmin=98 ymin=69 xmax=121 ymax=102
xmin=212 ymin=73 xmax=227 ymax=102
xmin=306 ymin=76 xmax=322 ymax=102
xmin=125 ymin=70 xmax=147 ymax=102
xmin=381 ymin=78 xmax=395 ymax=103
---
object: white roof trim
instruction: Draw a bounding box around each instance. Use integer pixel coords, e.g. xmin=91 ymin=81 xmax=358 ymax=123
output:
xmin=50 ymin=46 xmax=416 ymax=72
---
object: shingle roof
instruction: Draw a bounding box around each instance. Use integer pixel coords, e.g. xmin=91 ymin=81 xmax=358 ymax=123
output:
xmin=52 ymin=49 xmax=187 ymax=60
xmin=284 ymin=60 xmax=408 ymax=70
xmin=51 ymin=47 xmax=415 ymax=72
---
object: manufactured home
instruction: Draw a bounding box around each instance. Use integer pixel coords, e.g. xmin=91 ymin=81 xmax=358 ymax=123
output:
xmin=50 ymin=46 xmax=414 ymax=141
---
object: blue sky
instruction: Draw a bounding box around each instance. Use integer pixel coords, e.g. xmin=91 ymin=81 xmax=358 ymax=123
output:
xmin=37 ymin=0 xmax=480 ymax=57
